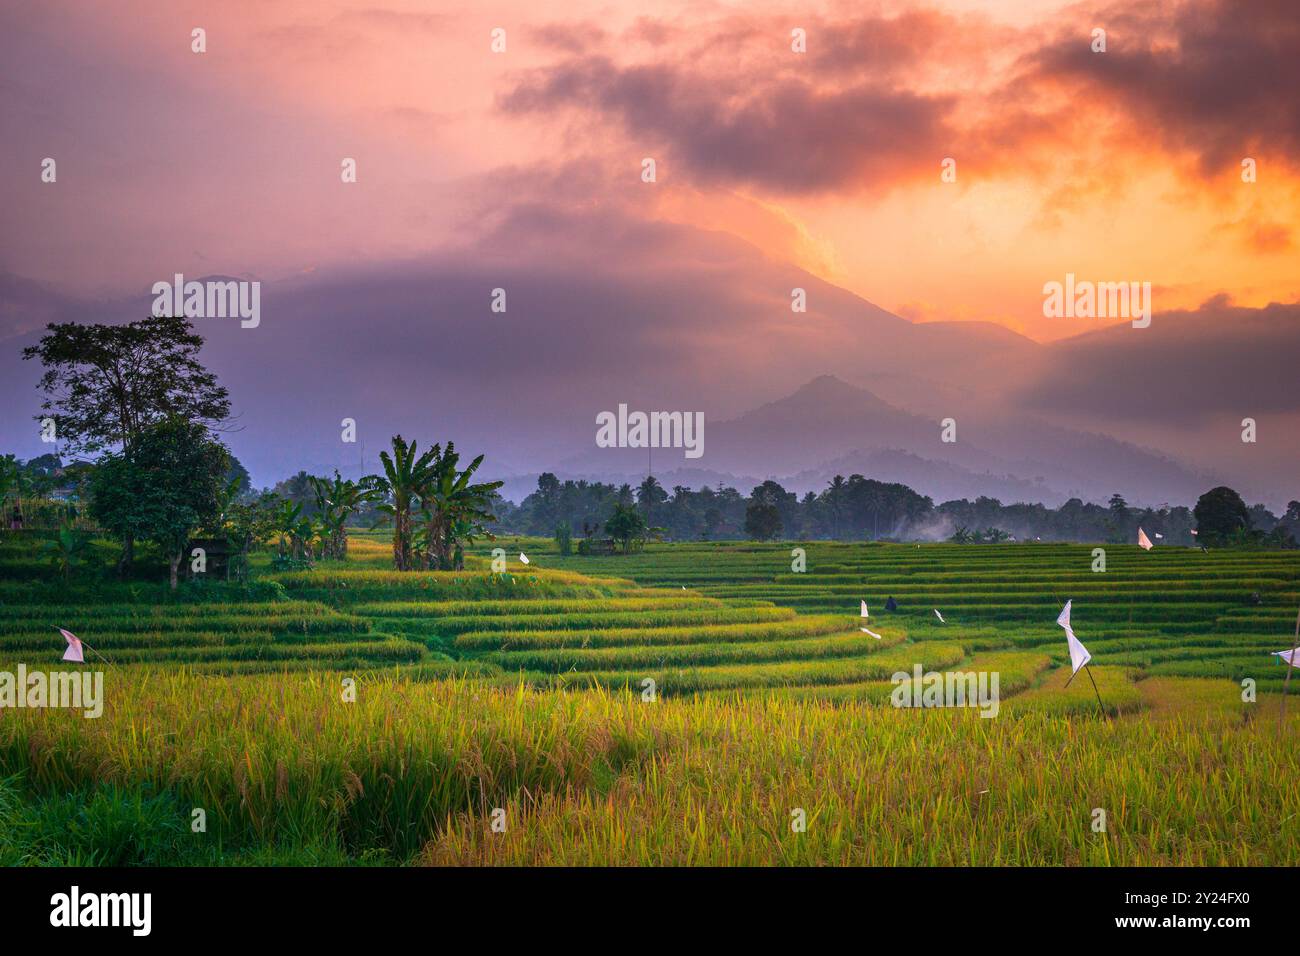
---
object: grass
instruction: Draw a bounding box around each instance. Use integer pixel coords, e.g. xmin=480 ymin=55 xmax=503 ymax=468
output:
xmin=2 ymin=669 xmax=1296 ymax=866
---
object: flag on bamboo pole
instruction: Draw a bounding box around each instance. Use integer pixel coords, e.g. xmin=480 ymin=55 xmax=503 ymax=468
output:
xmin=1137 ymin=527 xmax=1154 ymax=550
xmin=1056 ymin=600 xmax=1092 ymax=675
xmin=1273 ymin=648 xmax=1300 ymax=667
xmin=519 ymin=552 xmax=530 ymax=564
xmin=933 ymin=609 xmax=946 ymax=624
xmin=57 ymin=627 xmax=84 ymax=663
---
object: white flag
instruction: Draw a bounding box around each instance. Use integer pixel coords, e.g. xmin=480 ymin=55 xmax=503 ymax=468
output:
xmin=860 ymin=600 xmax=869 ymax=619
xmin=58 ymin=627 xmax=84 ymax=663
xmin=519 ymin=552 xmax=530 ymax=564
xmin=1061 ymin=624 xmax=1092 ymax=675
xmin=1273 ymin=648 xmax=1300 ymax=668
xmin=1055 ymin=602 xmax=1091 ymax=675
xmin=1137 ymin=527 xmax=1153 ymax=550
xmin=860 ymin=626 xmax=882 ymax=640
xmin=933 ymin=609 xmax=945 ymax=624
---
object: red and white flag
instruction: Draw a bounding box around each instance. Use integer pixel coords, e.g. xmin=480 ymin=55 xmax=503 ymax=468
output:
xmin=1137 ymin=527 xmax=1154 ymax=550
xmin=57 ymin=627 xmax=84 ymax=663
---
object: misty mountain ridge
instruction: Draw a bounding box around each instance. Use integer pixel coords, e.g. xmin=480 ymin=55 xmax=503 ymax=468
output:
xmin=525 ymin=374 xmax=1217 ymax=508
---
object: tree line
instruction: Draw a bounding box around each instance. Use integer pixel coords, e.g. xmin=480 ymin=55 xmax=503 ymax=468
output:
xmin=497 ymin=473 xmax=1300 ymax=549
xmin=7 ymin=316 xmax=1295 ymax=591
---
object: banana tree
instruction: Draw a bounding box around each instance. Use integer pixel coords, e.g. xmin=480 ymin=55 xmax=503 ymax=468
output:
xmin=42 ymin=519 xmax=89 ymax=581
xmin=308 ymin=471 xmax=377 ymax=560
xmin=417 ymin=442 xmax=502 ymax=570
xmin=272 ymin=499 xmax=304 ymax=558
xmin=367 ymin=435 xmax=439 ymax=571
xmin=297 ymin=514 xmax=320 ymax=562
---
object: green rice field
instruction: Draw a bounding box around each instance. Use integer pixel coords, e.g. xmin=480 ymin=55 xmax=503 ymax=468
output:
xmin=1 ymin=530 xmax=1298 ymax=865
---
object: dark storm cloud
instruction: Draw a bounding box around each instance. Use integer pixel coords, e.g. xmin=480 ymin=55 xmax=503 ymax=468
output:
xmin=502 ymin=2 xmax=1300 ymax=193
xmin=500 ymin=54 xmax=957 ymax=194
xmin=1021 ymin=0 xmax=1300 ymax=176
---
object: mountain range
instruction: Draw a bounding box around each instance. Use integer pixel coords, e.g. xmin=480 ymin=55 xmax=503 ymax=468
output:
xmin=1 ymin=240 xmax=1295 ymax=509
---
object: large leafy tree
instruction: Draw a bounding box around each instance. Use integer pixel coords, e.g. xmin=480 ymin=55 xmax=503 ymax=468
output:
xmin=89 ymin=417 xmax=230 ymax=588
xmin=605 ymin=503 xmax=648 ymax=554
xmin=270 ymin=471 xmax=320 ymax=512
xmin=23 ymin=315 xmax=230 ymax=454
xmin=24 ymin=316 xmax=230 ymax=570
xmin=1193 ymin=486 xmax=1251 ymax=545
xmin=744 ymin=498 xmax=783 ymax=541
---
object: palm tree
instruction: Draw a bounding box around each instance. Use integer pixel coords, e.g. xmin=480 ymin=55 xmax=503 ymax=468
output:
xmin=369 ymin=435 xmax=439 ymax=571
xmin=825 ymin=475 xmax=848 ymax=539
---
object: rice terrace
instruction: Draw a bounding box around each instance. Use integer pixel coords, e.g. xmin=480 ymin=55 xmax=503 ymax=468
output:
xmin=2 ymin=525 xmax=1298 ymax=867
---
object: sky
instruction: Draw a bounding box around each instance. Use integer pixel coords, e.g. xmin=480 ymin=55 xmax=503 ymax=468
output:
xmin=2 ymin=0 xmax=1298 ymax=503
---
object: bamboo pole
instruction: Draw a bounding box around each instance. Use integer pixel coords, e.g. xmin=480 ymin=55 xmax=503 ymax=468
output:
xmin=1279 ymin=606 xmax=1300 ymax=730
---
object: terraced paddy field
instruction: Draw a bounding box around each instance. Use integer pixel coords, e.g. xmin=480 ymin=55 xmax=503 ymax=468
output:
xmin=1 ymin=530 xmax=1299 ymax=865
xmin=535 ymin=537 xmax=1300 ymax=692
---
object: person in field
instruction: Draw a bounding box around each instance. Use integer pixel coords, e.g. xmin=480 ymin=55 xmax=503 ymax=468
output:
xmin=885 ymin=596 xmax=897 ymax=612
xmin=8 ymin=507 xmax=22 ymax=531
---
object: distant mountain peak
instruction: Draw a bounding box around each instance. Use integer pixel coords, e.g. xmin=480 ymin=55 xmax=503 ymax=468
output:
xmin=734 ymin=374 xmax=899 ymax=421
xmin=795 ymin=373 xmax=858 ymax=395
